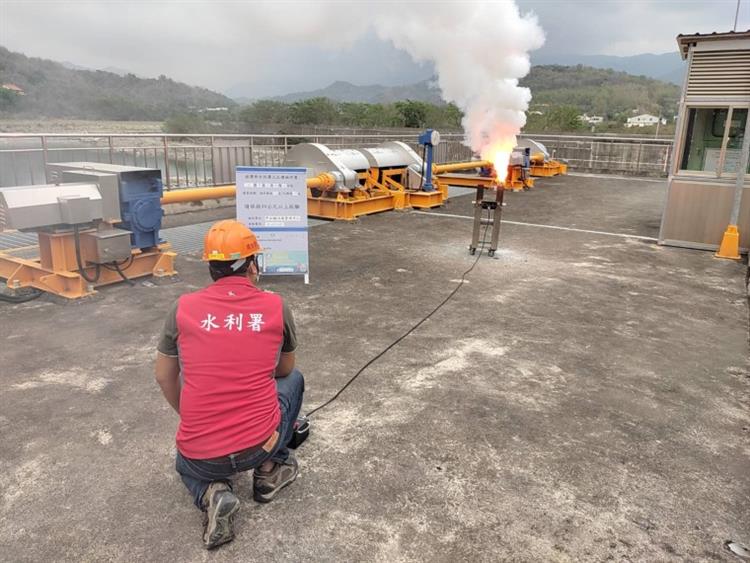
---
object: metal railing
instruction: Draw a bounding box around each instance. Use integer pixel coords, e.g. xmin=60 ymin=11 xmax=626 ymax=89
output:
xmin=519 ymin=133 xmax=673 ymax=176
xmin=0 ymin=132 xmax=472 ymax=189
xmin=0 ymin=131 xmax=672 ymax=189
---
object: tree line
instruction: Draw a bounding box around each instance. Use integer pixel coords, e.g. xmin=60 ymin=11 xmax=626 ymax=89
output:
xmin=163 ymin=98 xmax=464 ymax=134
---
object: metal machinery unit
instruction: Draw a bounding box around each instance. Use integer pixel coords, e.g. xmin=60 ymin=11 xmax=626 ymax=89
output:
xmin=282 ymin=139 xmax=444 ymax=220
xmin=158 ymin=130 xmax=507 ymax=250
xmin=516 ymin=139 xmax=568 ymax=177
xmin=159 ymin=128 xmax=559 ymax=222
xmin=426 ymin=160 xmax=506 ymax=256
xmin=0 ymin=162 xmax=175 ymax=299
xmin=47 ymin=163 xmax=165 ymax=248
xmin=503 ymin=147 xmax=535 ymax=191
xmin=159 ymin=132 xmax=509 ymax=222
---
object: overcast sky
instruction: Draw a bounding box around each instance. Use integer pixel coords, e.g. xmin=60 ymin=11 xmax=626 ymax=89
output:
xmin=0 ymin=0 xmax=748 ymax=97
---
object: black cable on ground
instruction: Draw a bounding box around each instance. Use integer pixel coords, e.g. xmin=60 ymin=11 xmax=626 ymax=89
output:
xmin=72 ymin=224 xmax=101 ymax=284
xmin=0 ymin=288 xmax=43 ymax=304
xmin=305 ymin=208 xmax=494 ymax=418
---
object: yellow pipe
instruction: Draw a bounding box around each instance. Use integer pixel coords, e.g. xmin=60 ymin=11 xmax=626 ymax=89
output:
xmin=530 ymin=152 xmax=546 ymax=164
xmin=160 ymin=185 xmax=236 ymax=204
xmin=432 ymin=160 xmax=493 ymax=174
xmin=160 ymin=173 xmax=336 ymax=204
xmin=306 ymin=172 xmax=336 ymax=190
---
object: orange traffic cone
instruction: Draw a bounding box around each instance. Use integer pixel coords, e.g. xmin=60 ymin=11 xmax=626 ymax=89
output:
xmin=715 ymin=225 xmax=741 ymax=260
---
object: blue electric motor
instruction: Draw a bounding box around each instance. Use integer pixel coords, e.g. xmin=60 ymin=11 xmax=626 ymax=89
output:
xmin=47 ymin=162 xmax=165 ymax=250
xmin=118 ymin=169 xmax=164 ymax=249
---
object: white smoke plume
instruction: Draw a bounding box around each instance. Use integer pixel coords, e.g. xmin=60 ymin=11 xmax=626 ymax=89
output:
xmin=237 ymin=1 xmax=544 ymax=167
xmin=6 ymin=1 xmax=543 ymax=166
xmin=372 ymin=2 xmax=545 ymax=168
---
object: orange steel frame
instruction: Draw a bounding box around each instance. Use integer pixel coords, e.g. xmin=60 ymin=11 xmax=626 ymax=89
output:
xmin=0 ymin=229 xmax=176 ymax=299
xmin=434 ymin=173 xmax=500 ymax=192
xmin=158 ymin=160 xmax=502 ymax=221
xmin=306 ymin=166 xmax=446 ymax=221
xmin=530 ymin=161 xmax=568 ymax=177
xmin=504 ymin=166 xmax=535 ymax=191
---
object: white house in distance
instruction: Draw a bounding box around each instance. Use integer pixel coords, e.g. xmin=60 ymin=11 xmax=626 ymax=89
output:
xmin=579 ymin=114 xmax=604 ymax=124
xmin=626 ymin=114 xmax=667 ymax=127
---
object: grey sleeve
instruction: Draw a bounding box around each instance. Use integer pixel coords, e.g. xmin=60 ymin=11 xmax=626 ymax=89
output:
xmin=281 ymin=299 xmax=298 ymax=353
xmin=157 ymin=300 xmax=180 ymax=357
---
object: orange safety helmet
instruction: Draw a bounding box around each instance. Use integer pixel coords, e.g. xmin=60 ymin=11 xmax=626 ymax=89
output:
xmin=202 ymin=220 xmax=262 ymax=261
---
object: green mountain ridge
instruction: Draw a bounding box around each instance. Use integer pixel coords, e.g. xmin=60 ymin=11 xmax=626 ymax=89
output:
xmin=523 ymin=65 xmax=680 ymax=118
xmin=0 ymin=44 xmax=681 ymax=125
xmin=0 ymin=46 xmax=235 ymax=120
xmin=271 ymin=79 xmax=443 ymax=105
xmin=270 ymin=66 xmax=680 ymax=120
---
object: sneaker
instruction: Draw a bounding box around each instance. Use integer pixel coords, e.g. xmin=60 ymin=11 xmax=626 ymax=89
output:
xmin=202 ymin=482 xmax=240 ymax=550
xmin=253 ymin=456 xmax=299 ymax=503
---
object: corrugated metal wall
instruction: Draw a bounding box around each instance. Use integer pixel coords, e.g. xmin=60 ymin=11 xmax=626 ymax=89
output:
xmin=687 ymin=50 xmax=750 ymax=97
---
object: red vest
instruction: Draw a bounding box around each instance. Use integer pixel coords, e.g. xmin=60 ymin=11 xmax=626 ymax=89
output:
xmin=175 ymin=276 xmax=283 ymax=459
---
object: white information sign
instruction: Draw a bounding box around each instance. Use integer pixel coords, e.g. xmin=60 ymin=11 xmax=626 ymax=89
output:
xmin=235 ymin=166 xmax=309 ymax=283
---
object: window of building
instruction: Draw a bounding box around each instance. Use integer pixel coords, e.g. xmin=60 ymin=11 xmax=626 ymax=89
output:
xmin=679 ymin=107 xmax=749 ymax=176
xmin=723 ymin=109 xmax=748 ymax=174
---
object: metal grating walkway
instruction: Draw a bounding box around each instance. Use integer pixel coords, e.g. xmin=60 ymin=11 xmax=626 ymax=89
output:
xmin=161 ymin=221 xmax=214 ymax=255
xmin=0 ymin=231 xmax=37 ymax=250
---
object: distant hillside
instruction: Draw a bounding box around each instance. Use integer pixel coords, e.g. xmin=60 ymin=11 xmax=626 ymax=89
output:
xmin=272 ymin=79 xmax=444 ymax=105
xmin=533 ymin=52 xmax=685 ymax=85
xmin=264 ymin=65 xmax=680 ymax=120
xmin=0 ymin=46 xmax=235 ymax=120
xmin=522 ymin=65 xmax=681 ymax=118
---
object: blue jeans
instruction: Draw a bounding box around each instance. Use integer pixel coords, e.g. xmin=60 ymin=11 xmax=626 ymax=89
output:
xmin=175 ymin=369 xmax=305 ymax=508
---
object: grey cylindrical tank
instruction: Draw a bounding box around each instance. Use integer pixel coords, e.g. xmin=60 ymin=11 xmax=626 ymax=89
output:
xmin=516 ymin=138 xmax=550 ymax=159
xmin=283 ymin=141 xmax=425 ymax=191
xmin=371 ymin=141 xmax=423 ymax=168
xmin=283 ymin=143 xmax=370 ymax=190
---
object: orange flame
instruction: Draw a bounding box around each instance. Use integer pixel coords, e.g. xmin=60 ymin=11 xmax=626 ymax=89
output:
xmin=481 ymin=138 xmax=516 ymax=179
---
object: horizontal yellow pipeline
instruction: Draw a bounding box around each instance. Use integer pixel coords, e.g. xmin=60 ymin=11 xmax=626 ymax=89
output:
xmin=161 ymin=185 xmax=236 ymax=204
xmin=161 ymin=173 xmax=336 ymax=204
xmin=161 ymin=162 xmax=494 ymax=205
xmin=307 ymin=173 xmax=336 ymax=190
xmin=432 ymin=160 xmax=493 ymax=174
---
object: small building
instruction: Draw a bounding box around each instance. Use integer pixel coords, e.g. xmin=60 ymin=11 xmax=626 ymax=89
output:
xmin=625 ymin=114 xmax=666 ymax=127
xmin=1 ymin=83 xmax=25 ymax=96
xmin=579 ymin=114 xmax=604 ymax=124
xmin=659 ymin=30 xmax=750 ymax=253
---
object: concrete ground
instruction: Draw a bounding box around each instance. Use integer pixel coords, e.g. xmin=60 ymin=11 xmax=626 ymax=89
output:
xmin=1 ymin=174 xmax=748 ymax=562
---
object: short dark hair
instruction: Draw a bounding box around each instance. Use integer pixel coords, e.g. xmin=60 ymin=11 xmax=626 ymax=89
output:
xmin=208 ymin=255 xmax=255 ymax=281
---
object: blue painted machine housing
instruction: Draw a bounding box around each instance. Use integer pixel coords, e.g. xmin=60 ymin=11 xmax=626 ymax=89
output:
xmin=418 ymin=129 xmax=437 ymax=192
xmin=118 ymin=169 xmax=164 ymax=249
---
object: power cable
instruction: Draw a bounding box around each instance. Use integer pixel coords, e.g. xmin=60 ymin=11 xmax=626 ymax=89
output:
xmin=73 ymin=224 xmax=101 ymax=284
xmin=305 ymin=207 xmax=494 ymax=418
xmin=111 ymin=262 xmax=135 ymax=286
xmin=102 ymin=254 xmax=135 ymax=284
xmin=0 ymin=288 xmax=43 ymax=304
